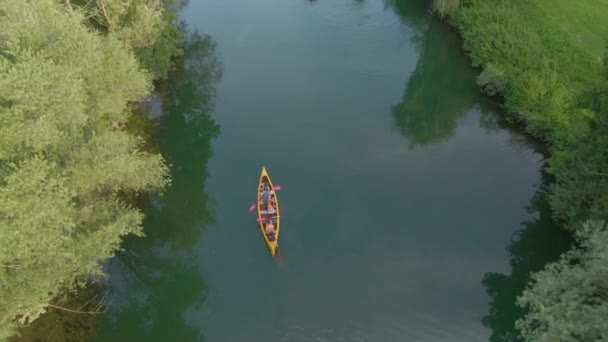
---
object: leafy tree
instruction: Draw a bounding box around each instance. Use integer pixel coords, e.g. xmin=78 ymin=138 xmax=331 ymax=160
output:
xmin=69 ymin=0 xmax=164 ymax=48
xmin=432 ymin=0 xmax=460 ymax=19
xmin=0 ymin=0 xmax=169 ymax=337
xmin=133 ymin=10 xmax=185 ymax=81
xmin=547 ymin=50 xmax=608 ymax=228
xmin=516 ymin=220 xmax=608 ymax=342
xmin=66 ymin=0 xmax=185 ymax=80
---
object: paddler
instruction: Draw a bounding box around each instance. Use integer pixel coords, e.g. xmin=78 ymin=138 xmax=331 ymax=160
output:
xmin=265 ymin=221 xmax=277 ymax=241
xmin=261 ymin=187 xmax=272 ymax=204
xmin=265 ymin=221 xmax=276 ymax=234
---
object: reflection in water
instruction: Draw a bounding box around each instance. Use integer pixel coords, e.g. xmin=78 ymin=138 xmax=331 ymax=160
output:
xmin=481 ymin=174 xmax=571 ymax=342
xmin=390 ymin=16 xmax=479 ymax=148
xmin=97 ymin=29 xmax=222 ymax=341
xmin=155 ymin=31 xmax=222 ymax=248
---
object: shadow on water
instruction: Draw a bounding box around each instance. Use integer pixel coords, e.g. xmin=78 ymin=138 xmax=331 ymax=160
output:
xmin=95 ymin=27 xmax=222 ymax=342
xmin=481 ymin=173 xmax=572 ymax=342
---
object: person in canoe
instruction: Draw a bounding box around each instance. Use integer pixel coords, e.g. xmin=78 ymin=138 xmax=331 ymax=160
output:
xmin=260 ymin=185 xmax=276 ymax=213
xmin=267 ymin=194 xmax=276 ymax=212
xmin=265 ymin=219 xmax=277 ymax=241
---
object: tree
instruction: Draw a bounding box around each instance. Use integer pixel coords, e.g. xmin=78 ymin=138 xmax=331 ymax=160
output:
xmin=0 ymin=0 xmax=169 ymax=337
xmin=547 ymin=49 xmax=608 ymax=228
xmin=66 ymin=0 xmax=185 ymax=80
xmin=516 ymin=220 xmax=608 ymax=341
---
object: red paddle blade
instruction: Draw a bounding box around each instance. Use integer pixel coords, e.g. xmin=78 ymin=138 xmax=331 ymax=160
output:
xmin=249 ymin=204 xmax=256 ymax=212
xmin=277 ymin=250 xmax=282 ymax=262
xmin=273 ymin=185 xmax=281 ymax=191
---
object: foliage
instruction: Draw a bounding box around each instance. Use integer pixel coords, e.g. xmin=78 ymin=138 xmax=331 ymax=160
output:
xmin=476 ymin=64 xmax=506 ymax=97
xmin=71 ymin=0 xmax=164 ymax=48
xmin=547 ymin=139 xmax=608 ymax=226
xmin=546 ymin=55 xmax=608 ymax=225
xmin=432 ymin=0 xmax=460 ymax=19
xmin=449 ymin=0 xmax=607 ymax=226
xmin=0 ymin=0 xmax=171 ymax=338
xmin=516 ymin=220 xmax=608 ymax=342
xmin=67 ymin=0 xmax=185 ymax=80
xmin=441 ymin=0 xmax=608 ymax=340
xmin=133 ymin=10 xmax=185 ymax=81
xmin=526 ymin=0 xmax=608 ymax=60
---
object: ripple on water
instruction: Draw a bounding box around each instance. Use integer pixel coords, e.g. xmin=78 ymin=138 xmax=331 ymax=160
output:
xmin=271 ymin=311 xmax=488 ymax=342
xmin=307 ymin=1 xmax=409 ymax=80
xmin=314 ymin=0 xmax=401 ymax=34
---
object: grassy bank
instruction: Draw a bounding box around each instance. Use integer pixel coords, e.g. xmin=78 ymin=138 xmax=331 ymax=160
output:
xmin=433 ymin=0 xmax=608 ymax=340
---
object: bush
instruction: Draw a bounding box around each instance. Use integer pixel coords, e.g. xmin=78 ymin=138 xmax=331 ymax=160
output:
xmin=476 ymin=63 xmax=507 ymax=97
xmin=517 ymin=220 xmax=608 ymax=342
xmin=432 ymin=0 xmax=460 ymax=19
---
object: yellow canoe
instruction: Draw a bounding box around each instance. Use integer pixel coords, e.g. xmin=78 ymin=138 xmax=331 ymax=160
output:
xmin=257 ymin=166 xmax=280 ymax=257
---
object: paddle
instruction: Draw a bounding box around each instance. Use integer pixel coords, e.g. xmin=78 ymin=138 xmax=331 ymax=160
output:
xmin=256 ymin=216 xmax=280 ymax=222
xmin=277 ymin=248 xmax=282 ymax=262
xmin=248 ymin=204 xmax=256 ymax=212
xmin=255 ymin=185 xmax=281 ymax=191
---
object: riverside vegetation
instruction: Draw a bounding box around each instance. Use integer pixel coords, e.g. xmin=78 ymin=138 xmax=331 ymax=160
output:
xmin=0 ymin=0 xmax=186 ymax=338
xmin=432 ymin=0 xmax=608 ymax=340
xmin=3 ymin=0 xmax=608 ymax=340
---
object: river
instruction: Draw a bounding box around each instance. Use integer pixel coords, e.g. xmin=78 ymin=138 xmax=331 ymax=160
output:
xmin=93 ymin=0 xmax=572 ymax=341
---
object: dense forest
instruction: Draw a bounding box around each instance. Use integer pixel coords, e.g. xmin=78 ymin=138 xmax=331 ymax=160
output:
xmin=433 ymin=0 xmax=608 ymax=340
xmin=0 ymin=0 xmax=184 ymax=338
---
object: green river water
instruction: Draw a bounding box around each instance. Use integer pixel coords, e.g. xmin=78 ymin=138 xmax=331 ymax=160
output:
xmin=88 ymin=0 xmax=573 ymax=341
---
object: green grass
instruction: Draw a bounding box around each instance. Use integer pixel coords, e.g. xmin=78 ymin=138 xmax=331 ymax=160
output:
xmin=511 ymin=0 xmax=601 ymax=90
xmin=453 ymin=0 xmax=607 ymax=89
xmin=527 ymin=0 xmax=608 ymax=60
xmin=450 ymin=0 xmax=608 ymax=226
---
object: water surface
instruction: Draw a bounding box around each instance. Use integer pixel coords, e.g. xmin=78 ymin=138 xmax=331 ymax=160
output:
xmin=97 ymin=1 xmax=570 ymax=341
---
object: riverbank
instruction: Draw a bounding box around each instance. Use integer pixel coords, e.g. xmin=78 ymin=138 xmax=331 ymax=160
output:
xmin=433 ymin=0 xmax=608 ymax=340
xmin=434 ymin=0 xmax=607 ymax=227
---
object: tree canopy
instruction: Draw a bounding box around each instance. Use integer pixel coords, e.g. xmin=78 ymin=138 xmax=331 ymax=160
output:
xmin=0 ymin=0 xmax=181 ymax=338
xmin=517 ymin=221 xmax=608 ymax=341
